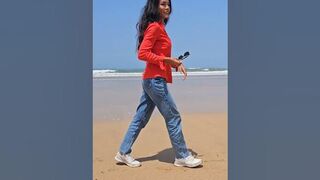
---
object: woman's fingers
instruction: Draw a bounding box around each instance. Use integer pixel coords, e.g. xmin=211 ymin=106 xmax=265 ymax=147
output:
xmin=182 ymin=67 xmax=187 ymax=80
xmin=178 ymin=64 xmax=187 ymax=80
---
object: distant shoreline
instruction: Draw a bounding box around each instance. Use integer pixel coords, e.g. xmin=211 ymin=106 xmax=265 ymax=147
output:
xmin=93 ymin=68 xmax=228 ymax=78
xmin=93 ymin=67 xmax=227 ymax=72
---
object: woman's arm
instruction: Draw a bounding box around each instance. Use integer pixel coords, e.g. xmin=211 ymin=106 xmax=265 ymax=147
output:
xmin=137 ymin=23 xmax=166 ymax=66
xmin=163 ymin=57 xmax=182 ymax=68
xmin=137 ymin=22 xmax=181 ymax=69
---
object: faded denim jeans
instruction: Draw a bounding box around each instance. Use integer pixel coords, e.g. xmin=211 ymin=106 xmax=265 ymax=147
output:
xmin=119 ymin=77 xmax=190 ymax=159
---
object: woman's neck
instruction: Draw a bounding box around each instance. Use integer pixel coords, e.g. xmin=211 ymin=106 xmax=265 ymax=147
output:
xmin=160 ymin=19 xmax=165 ymax=25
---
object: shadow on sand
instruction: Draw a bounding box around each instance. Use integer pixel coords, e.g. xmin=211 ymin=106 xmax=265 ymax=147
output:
xmin=133 ymin=148 xmax=203 ymax=168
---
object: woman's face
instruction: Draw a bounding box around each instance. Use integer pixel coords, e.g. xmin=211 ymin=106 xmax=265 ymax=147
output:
xmin=159 ymin=0 xmax=171 ymax=20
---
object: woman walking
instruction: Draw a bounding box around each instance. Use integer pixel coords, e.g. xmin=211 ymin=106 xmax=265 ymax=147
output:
xmin=115 ymin=0 xmax=202 ymax=168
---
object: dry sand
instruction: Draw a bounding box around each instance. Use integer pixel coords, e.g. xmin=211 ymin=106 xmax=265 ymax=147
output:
xmin=93 ymin=112 xmax=227 ymax=180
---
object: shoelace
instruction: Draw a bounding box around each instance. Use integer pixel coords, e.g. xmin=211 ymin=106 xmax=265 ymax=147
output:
xmin=124 ymin=154 xmax=134 ymax=162
xmin=185 ymin=155 xmax=195 ymax=161
xmin=177 ymin=155 xmax=195 ymax=162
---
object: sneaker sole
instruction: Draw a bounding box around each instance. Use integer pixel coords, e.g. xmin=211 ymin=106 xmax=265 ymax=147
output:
xmin=174 ymin=160 xmax=202 ymax=168
xmin=114 ymin=156 xmax=141 ymax=168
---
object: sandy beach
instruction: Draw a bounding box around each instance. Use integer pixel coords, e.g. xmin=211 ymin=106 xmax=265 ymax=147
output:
xmin=93 ymin=75 xmax=227 ymax=180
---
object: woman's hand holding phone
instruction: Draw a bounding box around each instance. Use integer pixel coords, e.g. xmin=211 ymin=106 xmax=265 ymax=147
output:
xmin=164 ymin=57 xmax=182 ymax=68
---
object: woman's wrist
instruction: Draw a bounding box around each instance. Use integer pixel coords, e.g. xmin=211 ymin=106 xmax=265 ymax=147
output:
xmin=163 ymin=57 xmax=172 ymax=63
xmin=163 ymin=57 xmax=182 ymax=68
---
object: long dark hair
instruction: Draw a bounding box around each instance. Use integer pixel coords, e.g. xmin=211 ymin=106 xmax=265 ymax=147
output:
xmin=136 ymin=0 xmax=172 ymax=51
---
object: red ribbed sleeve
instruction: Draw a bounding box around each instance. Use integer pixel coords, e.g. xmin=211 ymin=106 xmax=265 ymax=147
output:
xmin=138 ymin=23 xmax=166 ymax=70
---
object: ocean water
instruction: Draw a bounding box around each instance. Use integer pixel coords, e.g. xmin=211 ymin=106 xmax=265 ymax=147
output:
xmin=93 ymin=68 xmax=228 ymax=78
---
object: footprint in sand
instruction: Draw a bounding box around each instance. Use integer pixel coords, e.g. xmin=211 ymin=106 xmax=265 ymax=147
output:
xmin=156 ymin=167 xmax=173 ymax=171
xmin=107 ymin=168 xmax=117 ymax=172
xmin=94 ymin=157 xmax=104 ymax=162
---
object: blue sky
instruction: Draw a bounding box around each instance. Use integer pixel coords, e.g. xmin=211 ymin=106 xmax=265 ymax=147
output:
xmin=93 ymin=0 xmax=227 ymax=69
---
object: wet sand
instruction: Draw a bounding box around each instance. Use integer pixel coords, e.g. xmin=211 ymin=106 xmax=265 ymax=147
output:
xmin=93 ymin=75 xmax=227 ymax=121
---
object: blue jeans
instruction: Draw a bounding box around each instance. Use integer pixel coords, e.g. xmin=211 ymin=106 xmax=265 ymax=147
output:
xmin=119 ymin=77 xmax=190 ymax=159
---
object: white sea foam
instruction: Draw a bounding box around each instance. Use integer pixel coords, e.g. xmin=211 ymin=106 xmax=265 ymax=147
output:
xmin=93 ymin=69 xmax=228 ymax=78
xmin=173 ymin=70 xmax=228 ymax=76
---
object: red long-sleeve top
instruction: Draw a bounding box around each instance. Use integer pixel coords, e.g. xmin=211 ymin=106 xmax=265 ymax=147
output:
xmin=138 ymin=21 xmax=174 ymax=83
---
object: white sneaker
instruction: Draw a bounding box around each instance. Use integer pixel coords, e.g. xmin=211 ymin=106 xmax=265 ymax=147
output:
xmin=115 ymin=152 xmax=141 ymax=168
xmin=174 ymin=155 xmax=202 ymax=168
